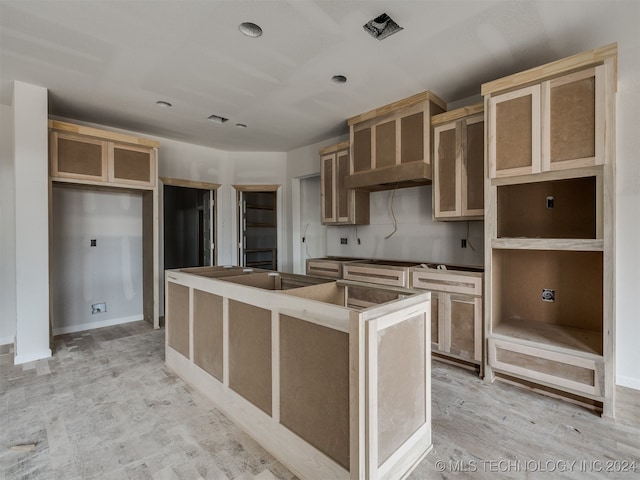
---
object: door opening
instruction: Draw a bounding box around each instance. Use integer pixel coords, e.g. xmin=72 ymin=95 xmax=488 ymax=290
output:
xmin=164 ymin=185 xmax=215 ymax=269
xmin=237 ymin=189 xmax=277 ymax=270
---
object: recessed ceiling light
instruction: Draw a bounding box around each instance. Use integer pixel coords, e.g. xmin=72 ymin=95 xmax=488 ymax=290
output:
xmin=207 ymin=114 xmax=229 ymax=124
xmin=156 ymin=100 xmax=172 ymax=108
xmin=331 ymin=75 xmax=347 ymax=84
xmin=363 ymin=13 xmax=403 ymax=40
xmin=235 ymin=123 xmax=247 ymax=128
xmin=239 ymin=22 xmax=263 ymax=37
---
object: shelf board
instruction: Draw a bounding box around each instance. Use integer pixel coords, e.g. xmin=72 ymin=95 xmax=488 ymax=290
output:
xmin=492 ymin=317 xmax=602 ymax=356
xmin=245 ymin=248 xmax=276 ymax=253
xmin=245 ymin=204 xmax=274 ymax=211
xmin=245 ymin=222 xmax=277 ymax=228
xmin=492 ymin=238 xmax=604 ymax=251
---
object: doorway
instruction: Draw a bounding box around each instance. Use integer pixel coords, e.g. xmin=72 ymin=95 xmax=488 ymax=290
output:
xmin=236 ymin=187 xmax=278 ymax=270
xmin=163 ymin=184 xmax=216 ymax=269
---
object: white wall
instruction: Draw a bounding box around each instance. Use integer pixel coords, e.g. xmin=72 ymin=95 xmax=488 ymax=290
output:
xmin=298 ymin=176 xmax=326 ymax=272
xmin=51 ymin=187 xmax=143 ymax=335
xmin=326 ymin=186 xmax=484 ymax=266
xmin=0 ymin=104 xmax=16 ymax=345
xmin=13 ymin=81 xmax=51 ymax=364
xmin=611 ymin=13 xmax=640 ymax=389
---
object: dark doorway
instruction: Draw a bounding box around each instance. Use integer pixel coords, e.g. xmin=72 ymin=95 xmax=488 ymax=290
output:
xmin=164 ymin=185 xmax=214 ymax=269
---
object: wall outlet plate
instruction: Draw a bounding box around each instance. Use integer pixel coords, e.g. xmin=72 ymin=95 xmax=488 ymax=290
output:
xmin=340 ymin=238 xmax=348 ymax=245
xmin=91 ymin=302 xmax=106 ymax=314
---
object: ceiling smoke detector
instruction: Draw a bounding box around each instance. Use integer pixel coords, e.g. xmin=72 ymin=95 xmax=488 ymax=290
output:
xmin=363 ymin=13 xmax=403 ymax=40
xmin=207 ymin=114 xmax=229 ymax=124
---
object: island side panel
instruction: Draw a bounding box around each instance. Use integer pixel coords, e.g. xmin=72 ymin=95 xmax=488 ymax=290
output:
xmin=279 ymin=314 xmax=350 ymax=470
xmin=193 ymin=290 xmax=224 ymax=382
xmin=377 ymin=315 xmax=427 ymax=465
xmin=167 ymin=282 xmax=190 ymax=359
xmin=228 ymin=300 xmax=273 ymax=415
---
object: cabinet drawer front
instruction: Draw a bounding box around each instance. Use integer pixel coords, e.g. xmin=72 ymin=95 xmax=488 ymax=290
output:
xmin=411 ymin=270 xmax=482 ymax=296
xmin=343 ymin=264 xmax=409 ymax=287
xmin=306 ymin=261 xmax=342 ymax=279
xmin=488 ymin=338 xmax=603 ymax=397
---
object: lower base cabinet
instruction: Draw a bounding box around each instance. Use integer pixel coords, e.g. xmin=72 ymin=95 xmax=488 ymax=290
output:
xmin=412 ymin=266 xmax=483 ymax=372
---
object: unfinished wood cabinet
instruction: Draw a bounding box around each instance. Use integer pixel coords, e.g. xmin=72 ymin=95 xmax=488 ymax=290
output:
xmin=483 ymin=44 xmax=617 ymax=417
xmin=48 ymin=120 xmax=160 ymax=329
xmin=346 ymin=91 xmax=446 ymax=191
xmin=432 ymin=104 xmax=484 ymax=220
xmin=50 ymin=121 xmax=157 ymax=188
xmin=411 ymin=266 xmax=483 ymax=370
xmin=320 ymin=142 xmax=369 ymax=225
xmin=165 ymin=268 xmax=433 ymax=480
xmin=486 ymin=48 xmax=614 ymax=179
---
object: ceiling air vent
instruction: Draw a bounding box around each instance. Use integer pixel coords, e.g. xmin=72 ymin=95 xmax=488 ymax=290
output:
xmin=207 ymin=114 xmax=229 ymax=124
xmin=363 ymin=13 xmax=403 ymax=41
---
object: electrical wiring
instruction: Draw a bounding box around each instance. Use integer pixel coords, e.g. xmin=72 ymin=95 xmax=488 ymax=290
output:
xmin=465 ymin=220 xmax=476 ymax=251
xmin=384 ymin=183 xmax=399 ymax=239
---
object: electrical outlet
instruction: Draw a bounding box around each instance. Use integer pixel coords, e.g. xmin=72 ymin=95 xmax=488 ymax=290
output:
xmin=90 ymin=239 xmax=97 ymax=247
xmin=357 ymin=238 xmax=361 ymax=245
xmin=461 ymin=238 xmax=467 ymax=248
xmin=91 ymin=302 xmax=107 ymax=314
xmin=340 ymin=237 xmax=348 ymax=245
xmin=542 ymin=289 xmax=555 ymax=302
xmin=546 ymin=196 xmax=554 ymax=209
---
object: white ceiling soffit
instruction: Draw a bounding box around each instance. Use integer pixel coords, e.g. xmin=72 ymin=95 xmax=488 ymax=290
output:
xmin=0 ymin=0 xmax=627 ymax=152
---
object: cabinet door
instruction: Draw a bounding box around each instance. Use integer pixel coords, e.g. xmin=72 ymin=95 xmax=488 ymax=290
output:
xmin=489 ymin=85 xmax=541 ymax=178
xmin=50 ymin=132 xmax=107 ymax=182
xmin=320 ymin=153 xmax=336 ymax=224
xmin=461 ymin=115 xmax=484 ymax=217
xmin=375 ymin=120 xmax=397 ymax=168
xmin=542 ymin=65 xmax=605 ymax=171
xmin=109 ymin=143 xmax=156 ymax=187
xmin=433 ymin=122 xmax=460 ymax=218
xmin=352 ymin=127 xmax=372 ymax=173
xmin=335 ymin=149 xmax=351 ymax=223
xmin=448 ymin=294 xmax=482 ymax=362
xmin=400 ymin=112 xmax=424 ymax=164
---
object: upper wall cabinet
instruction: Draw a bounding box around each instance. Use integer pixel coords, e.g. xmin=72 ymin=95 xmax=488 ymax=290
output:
xmin=320 ymin=141 xmax=369 ymax=225
xmin=485 ymin=46 xmax=615 ymax=179
xmin=345 ymin=91 xmax=446 ymax=191
xmin=49 ymin=120 xmax=159 ymax=189
xmin=432 ymin=104 xmax=484 ymax=221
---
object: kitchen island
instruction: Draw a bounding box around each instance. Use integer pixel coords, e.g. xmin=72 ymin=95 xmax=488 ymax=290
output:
xmin=165 ymin=266 xmax=432 ymax=480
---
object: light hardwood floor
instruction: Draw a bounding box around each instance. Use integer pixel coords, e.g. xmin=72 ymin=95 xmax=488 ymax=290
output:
xmin=1 ymin=322 xmax=638 ymax=479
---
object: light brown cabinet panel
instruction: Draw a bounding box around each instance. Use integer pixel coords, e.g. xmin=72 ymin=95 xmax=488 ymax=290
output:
xmin=411 ymin=266 xmax=483 ymax=367
xmin=433 ymin=106 xmax=484 ymax=220
xmin=347 ymin=91 xmax=446 ymax=191
xmin=50 ymin=126 xmax=157 ymax=188
xmin=488 ymin=85 xmax=541 ymax=178
xmin=488 ymin=63 xmax=611 ymax=179
xmin=110 ymin=143 xmax=157 ymax=186
xmin=50 ymin=132 xmax=108 ymax=182
xmin=319 ymin=142 xmax=369 ymax=225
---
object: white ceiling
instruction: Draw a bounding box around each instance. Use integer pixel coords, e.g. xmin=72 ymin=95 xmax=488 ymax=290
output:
xmin=0 ymin=0 xmax=630 ymax=152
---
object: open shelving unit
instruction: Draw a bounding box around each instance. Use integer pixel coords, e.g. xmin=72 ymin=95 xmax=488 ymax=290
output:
xmin=483 ymin=44 xmax=617 ymax=417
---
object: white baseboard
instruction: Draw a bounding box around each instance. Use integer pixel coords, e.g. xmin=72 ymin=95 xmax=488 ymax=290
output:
xmin=53 ymin=315 xmax=144 ymax=336
xmin=14 ymin=348 xmax=52 ymax=365
xmin=616 ymin=375 xmax=640 ymax=391
xmin=0 ymin=336 xmax=15 ymax=347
